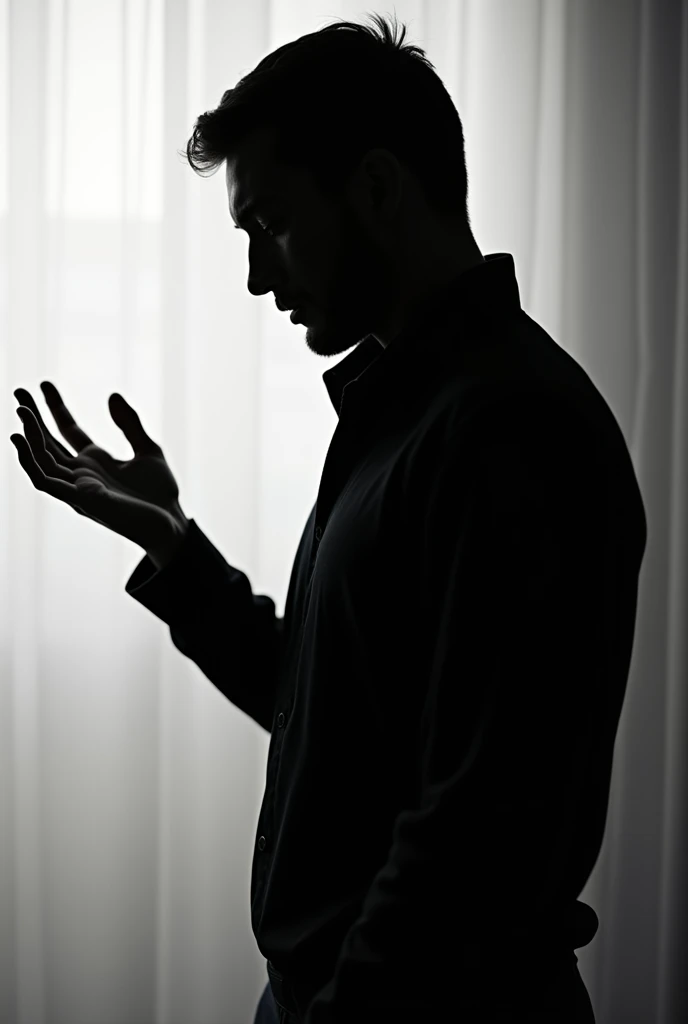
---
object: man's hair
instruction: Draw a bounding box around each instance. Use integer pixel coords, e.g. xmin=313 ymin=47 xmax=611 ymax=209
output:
xmin=181 ymin=11 xmax=470 ymax=225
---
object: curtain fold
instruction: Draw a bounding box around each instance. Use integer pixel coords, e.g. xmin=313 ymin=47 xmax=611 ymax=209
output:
xmin=1 ymin=1 xmax=685 ymax=1022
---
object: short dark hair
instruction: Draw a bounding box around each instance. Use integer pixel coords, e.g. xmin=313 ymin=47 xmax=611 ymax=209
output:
xmin=181 ymin=12 xmax=470 ymax=225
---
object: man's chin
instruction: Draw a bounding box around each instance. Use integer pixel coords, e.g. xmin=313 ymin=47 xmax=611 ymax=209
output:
xmin=304 ymin=324 xmax=362 ymax=359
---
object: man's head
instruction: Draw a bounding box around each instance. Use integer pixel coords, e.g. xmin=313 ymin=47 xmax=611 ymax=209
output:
xmin=183 ymin=13 xmax=484 ymax=357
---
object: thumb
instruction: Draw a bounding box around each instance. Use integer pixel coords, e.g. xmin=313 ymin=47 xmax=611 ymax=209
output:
xmin=108 ymin=393 xmax=162 ymax=456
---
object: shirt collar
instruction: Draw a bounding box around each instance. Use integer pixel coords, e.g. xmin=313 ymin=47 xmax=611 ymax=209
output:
xmin=322 ymin=253 xmax=523 ymax=418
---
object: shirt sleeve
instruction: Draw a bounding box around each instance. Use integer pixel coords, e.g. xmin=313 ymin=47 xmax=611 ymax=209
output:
xmin=301 ymin=399 xmax=603 ymax=1023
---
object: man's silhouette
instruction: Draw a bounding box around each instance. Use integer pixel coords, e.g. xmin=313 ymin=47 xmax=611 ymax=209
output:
xmin=177 ymin=15 xmax=646 ymax=1015
xmin=11 ymin=13 xmax=647 ymax=1024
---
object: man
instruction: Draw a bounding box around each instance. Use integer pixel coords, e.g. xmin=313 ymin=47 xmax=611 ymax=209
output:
xmin=11 ymin=14 xmax=647 ymax=1023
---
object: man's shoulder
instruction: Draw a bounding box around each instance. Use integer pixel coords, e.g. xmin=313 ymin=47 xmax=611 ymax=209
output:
xmin=430 ymin=321 xmax=611 ymax=462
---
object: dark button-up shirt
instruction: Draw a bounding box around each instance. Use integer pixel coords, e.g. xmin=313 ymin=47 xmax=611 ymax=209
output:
xmin=125 ymin=254 xmax=647 ymax=1021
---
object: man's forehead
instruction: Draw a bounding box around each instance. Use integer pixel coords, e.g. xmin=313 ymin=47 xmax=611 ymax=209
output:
xmin=225 ymin=125 xmax=279 ymax=186
xmin=227 ymin=169 xmax=301 ymax=234
xmin=226 ymin=178 xmax=283 ymax=228
xmin=225 ymin=147 xmax=282 ymax=206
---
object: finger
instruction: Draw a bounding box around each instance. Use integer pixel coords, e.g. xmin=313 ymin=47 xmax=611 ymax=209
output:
xmin=37 ymin=380 xmax=95 ymax=454
xmin=16 ymin=407 xmax=89 ymax=485
xmin=10 ymin=431 xmax=92 ymax=520
xmin=19 ymin=404 xmax=138 ymax=505
xmin=108 ymin=393 xmax=161 ymax=457
xmin=13 ymin=432 xmax=159 ymax=545
xmin=14 ymin=387 xmax=75 ymax=461
xmin=10 ymin=433 xmax=99 ymax=513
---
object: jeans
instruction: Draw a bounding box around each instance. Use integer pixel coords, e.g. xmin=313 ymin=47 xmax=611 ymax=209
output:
xmin=252 ymin=953 xmax=597 ymax=1023
xmin=254 ymin=961 xmax=303 ymax=1023
xmin=253 ymin=980 xmax=280 ymax=1024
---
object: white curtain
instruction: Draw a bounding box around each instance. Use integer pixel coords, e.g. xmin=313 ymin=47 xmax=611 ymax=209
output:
xmin=1 ymin=1 xmax=686 ymax=1021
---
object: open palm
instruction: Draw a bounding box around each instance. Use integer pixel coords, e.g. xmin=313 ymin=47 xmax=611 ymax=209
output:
xmin=11 ymin=381 xmax=186 ymax=552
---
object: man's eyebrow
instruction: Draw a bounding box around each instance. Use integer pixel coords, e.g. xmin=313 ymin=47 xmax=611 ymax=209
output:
xmin=231 ymin=197 xmax=280 ymax=229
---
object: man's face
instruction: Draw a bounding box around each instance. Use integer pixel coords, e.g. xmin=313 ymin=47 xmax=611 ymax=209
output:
xmin=226 ymin=125 xmax=405 ymax=357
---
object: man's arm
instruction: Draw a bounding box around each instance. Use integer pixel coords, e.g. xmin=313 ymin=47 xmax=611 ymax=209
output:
xmin=126 ymin=517 xmax=287 ymax=734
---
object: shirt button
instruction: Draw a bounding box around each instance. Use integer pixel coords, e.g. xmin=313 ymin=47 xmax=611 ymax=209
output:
xmin=258 ymin=836 xmax=266 ymax=851
xmin=277 ymin=712 xmax=285 ymax=728
xmin=315 ymin=526 xmax=322 ymax=542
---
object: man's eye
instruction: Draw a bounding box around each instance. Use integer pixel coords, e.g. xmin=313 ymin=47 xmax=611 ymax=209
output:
xmin=260 ymin=221 xmax=283 ymax=238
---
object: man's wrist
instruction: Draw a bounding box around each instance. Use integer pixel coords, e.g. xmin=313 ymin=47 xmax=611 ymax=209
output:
xmin=147 ymin=516 xmax=190 ymax=571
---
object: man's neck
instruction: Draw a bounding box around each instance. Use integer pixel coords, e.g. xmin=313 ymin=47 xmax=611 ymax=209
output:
xmin=374 ymin=239 xmax=485 ymax=348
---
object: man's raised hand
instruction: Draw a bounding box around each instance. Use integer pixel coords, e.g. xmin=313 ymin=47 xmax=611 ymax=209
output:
xmin=10 ymin=381 xmax=188 ymax=555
